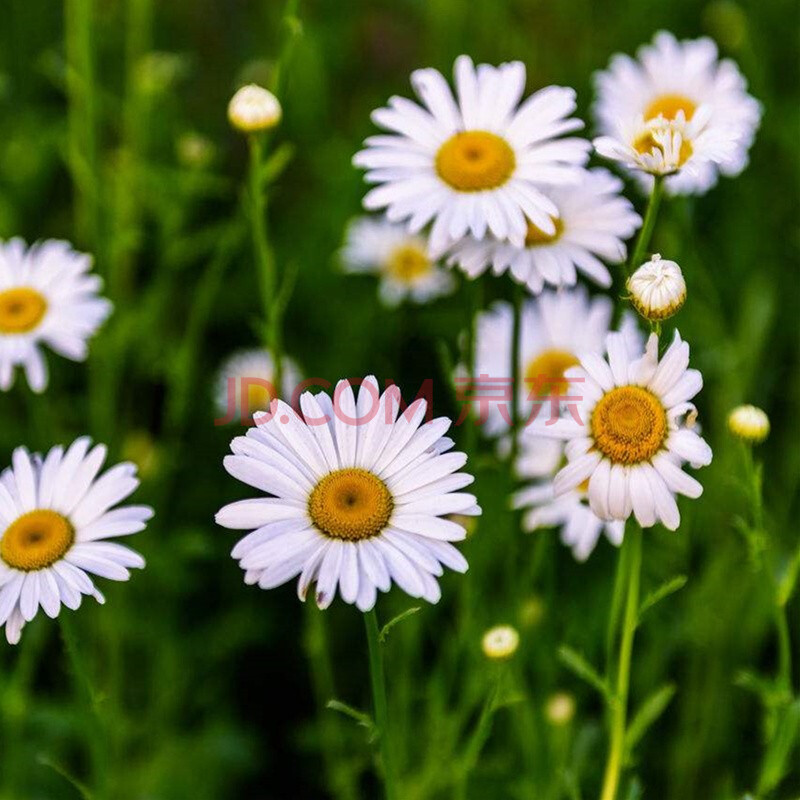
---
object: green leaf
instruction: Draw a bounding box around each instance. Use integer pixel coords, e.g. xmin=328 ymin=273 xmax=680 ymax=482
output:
xmin=326 ymin=700 xmax=375 ymax=733
xmin=757 ymin=698 xmax=800 ymax=794
xmin=558 ymin=645 xmax=610 ymax=700
xmin=37 ymin=754 xmax=94 ymax=800
xmin=638 ymin=575 xmax=688 ymax=619
xmin=379 ymin=606 xmax=421 ymax=643
xmin=625 ymin=683 xmax=676 ymax=754
xmin=260 ymin=142 xmax=295 ymax=185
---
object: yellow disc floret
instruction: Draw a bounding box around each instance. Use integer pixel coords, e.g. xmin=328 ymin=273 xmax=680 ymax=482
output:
xmin=645 ymin=94 xmax=697 ymax=122
xmin=525 ymin=349 xmax=579 ymax=397
xmin=0 ymin=288 xmax=48 ymax=334
xmin=435 ymin=131 xmax=516 ymax=192
xmin=591 ymin=386 xmax=667 ymax=465
xmin=308 ymin=468 xmax=393 ymax=541
xmin=1 ymin=510 xmax=75 ymax=571
xmin=525 ymin=216 xmax=564 ymax=247
xmin=387 ymin=245 xmax=431 ymax=282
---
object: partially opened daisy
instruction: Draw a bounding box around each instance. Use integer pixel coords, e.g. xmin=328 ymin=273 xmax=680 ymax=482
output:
xmin=340 ymin=217 xmax=455 ymax=306
xmin=440 ymin=168 xmax=641 ymax=292
xmin=512 ymin=435 xmax=624 ymax=561
xmin=473 ymin=288 xmax=614 ymax=437
xmin=533 ymin=330 xmax=712 ymax=530
xmin=594 ymin=31 xmax=761 ymax=194
xmin=0 ymin=239 xmax=112 ymax=392
xmin=0 ymin=438 xmax=152 ymax=644
xmin=215 ymin=377 xmax=480 ymax=610
xmin=354 ymin=55 xmax=590 ymax=252
xmin=215 ymin=348 xmax=301 ymax=424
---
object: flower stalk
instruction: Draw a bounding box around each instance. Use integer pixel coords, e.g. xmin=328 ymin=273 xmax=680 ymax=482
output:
xmin=628 ymin=175 xmax=665 ymax=275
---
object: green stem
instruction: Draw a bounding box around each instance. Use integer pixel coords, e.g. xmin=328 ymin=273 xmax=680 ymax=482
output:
xmin=59 ymin=615 xmax=108 ymax=796
xmin=627 ymin=175 xmax=665 ymax=276
xmin=247 ymin=135 xmax=284 ymax=394
xmin=510 ymin=281 xmax=523 ymax=467
xmin=364 ymin=609 xmax=398 ymax=800
xmin=599 ymin=521 xmax=642 ymax=800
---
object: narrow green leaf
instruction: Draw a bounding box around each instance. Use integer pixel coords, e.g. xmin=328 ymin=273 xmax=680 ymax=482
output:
xmin=260 ymin=142 xmax=295 ymax=185
xmin=37 ymin=754 xmax=94 ymax=800
xmin=625 ymin=683 xmax=676 ymax=754
xmin=379 ymin=606 xmax=421 ymax=643
xmin=558 ymin=645 xmax=610 ymax=700
xmin=638 ymin=575 xmax=688 ymax=619
xmin=757 ymin=698 xmax=800 ymax=794
xmin=326 ymin=699 xmax=374 ymax=730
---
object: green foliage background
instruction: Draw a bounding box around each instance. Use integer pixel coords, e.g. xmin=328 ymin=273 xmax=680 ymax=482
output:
xmin=0 ymin=0 xmax=798 ymax=798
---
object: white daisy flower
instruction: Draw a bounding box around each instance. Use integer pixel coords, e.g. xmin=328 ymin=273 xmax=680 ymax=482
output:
xmin=340 ymin=217 xmax=455 ymax=306
xmin=593 ymin=30 xmax=762 ymax=194
xmin=0 ymin=438 xmax=152 ymax=644
xmin=512 ymin=437 xmax=625 ymax=562
xmin=0 ymin=239 xmax=112 ymax=393
xmin=593 ymin=111 xmax=739 ymax=184
xmin=353 ymin=55 xmax=590 ymax=252
xmin=532 ymin=330 xmax=712 ymax=530
xmin=215 ymin=377 xmax=481 ymax=610
xmin=472 ymin=288 xmax=615 ymax=437
xmin=215 ymin=348 xmax=302 ymax=424
xmin=439 ymin=168 xmax=641 ymax=293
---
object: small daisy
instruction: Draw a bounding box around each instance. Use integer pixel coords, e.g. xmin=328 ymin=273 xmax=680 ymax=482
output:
xmin=512 ymin=436 xmax=625 ymax=561
xmin=0 ymin=239 xmax=112 ymax=393
xmin=481 ymin=624 xmax=520 ymax=660
xmin=354 ymin=55 xmax=590 ymax=252
xmin=594 ymin=31 xmax=761 ymax=194
xmin=532 ymin=330 xmax=712 ymax=530
xmin=472 ymin=288 xmax=614 ymax=437
xmin=215 ymin=377 xmax=481 ymax=610
xmin=0 ymin=438 xmax=152 ymax=644
xmin=440 ymin=168 xmax=641 ymax=293
xmin=340 ymin=217 xmax=455 ymax=306
xmin=215 ymin=348 xmax=301 ymax=424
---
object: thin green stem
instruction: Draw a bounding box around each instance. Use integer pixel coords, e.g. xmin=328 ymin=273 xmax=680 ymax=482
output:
xmin=247 ymin=135 xmax=284 ymax=393
xmin=627 ymin=175 xmax=665 ymax=276
xmin=599 ymin=521 xmax=642 ymax=800
xmin=510 ymin=281 xmax=524 ymax=467
xmin=364 ymin=609 xmax=399 ymax=800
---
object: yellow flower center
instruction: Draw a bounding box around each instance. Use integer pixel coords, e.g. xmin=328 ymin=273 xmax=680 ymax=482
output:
xmin=246 ymin=381 xmax=274 ymax=416
xmin=525 ymin=349 xmax=579 ymax=397
xmin=1 ymin=510 xmax=75 ymax=571
xmin=387 ymin=244 xmax=431 ymax=283
xmin=0 ymin=287 xmax=48 ymax=334
xmin=435 ymin=131 xmax=516 ymax=192
xmin=591 ymin=386 xmax=667 ymax=465
xmin=645 ymin=93 xmax=697 ymax=122
xmin=525 ymin=216 xmax=564 ymax=247
xmin=308 ymin=468 xmax=393 ymax=541
xmin=632 ymin=131 xmax=693 ymax=167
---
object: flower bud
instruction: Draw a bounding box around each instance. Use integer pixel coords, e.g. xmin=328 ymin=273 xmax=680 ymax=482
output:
xmin=728 ymin=404 xmax=770 ymax=444
xmin=481 ymin=625 xmax=519 ymax=660
xmin=545 ymin=692 xmax=576 ymax=726
xmin=627 ymin=254 xmax=686 ymax=321
xmin=228 ymin=84 xmax=282 ymax=133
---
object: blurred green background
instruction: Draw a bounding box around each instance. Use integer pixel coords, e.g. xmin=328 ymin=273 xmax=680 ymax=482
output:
xmin=0 ymin=0 xmax=798 ymax=798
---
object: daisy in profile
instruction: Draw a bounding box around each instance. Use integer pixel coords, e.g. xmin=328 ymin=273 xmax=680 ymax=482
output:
xmin=472 ymin=288 xmax=614 ymax=438
xmin=215 ymin=348 xmax=301 ymax=424
xmin=594 ymin=31 xmax=761 ymax=194
xmin=354 ymin=55 xmax=590 ymax=252
xmin=440 ymin=169 xmax=641 ymax=293
xmin=340 ymin=217 xmax=455 ymax=306
xmin=512 ymin=435 xmax=624 ymax=561
xmin=532 ymin=330 xmax=712 ymax=530
xmin=0 ymin=438 xmax=152 ymax=644
xmin=0 ymin=239 xmax=112 ymax=392
xmin=216 ymin=377 xmax=480 ymax=609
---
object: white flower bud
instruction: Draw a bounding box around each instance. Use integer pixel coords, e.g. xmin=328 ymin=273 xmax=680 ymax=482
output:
xmin=481 ymin=625 xmax=519 ymax=660
xmin=545 ymin=692 xmax=576 ymax=726
xmin=627 ymin=254 xmax=686 ymax=321
xmin=728 ymin=404 xmax=770 ymax=444
xmin=228 ymin=84 xmax=282 ymax=133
